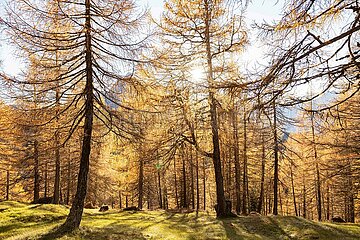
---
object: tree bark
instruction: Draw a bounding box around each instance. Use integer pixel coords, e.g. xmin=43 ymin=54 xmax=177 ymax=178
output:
xmin=6 ymin=170 xmax=9 ymax=201
xmin=174 ymin=157 xmax=179 ymax=209
xmin=33 ymin=139 xmax=40 ymax=203
xmin=190 ymin=148 xmax=195 ymax=209
xmin=196 ymin=151 xmax=200 ymax=211
xmin=60 ymin=0 xmax=94 ymax=231
xmin=257 ymin=131 xmax=266 ymax=214
xmin=273 ymin=100 xmax=279 ymax=216
xmin=310 ymin=108 xmax=321 ymax=221
xmin=138 ymin=156 xmax=144 ymax=209
xmin=181 ymin=146 xmax=187 ymax=208
xmin=204 ymin=0 xmax=226 ymax=217
xmin=242 ymin=108 xmax=248 ymax=215
xmin=53 ymin=60 xmax=61 ymax=205
xmin=290 ymin=163 xmax=298 ymax=216
xmin=232 ymin=107 xmax=241 ymax=214
xmin=158 ymin=170 xmax=163 ymax=209
xmin=203 ymin=157 xmax=206 ymax=210
xmin=44 ymin=162 xmax=48 ymax=198
xmin=66 ymin=156 xmax=71 ymax=205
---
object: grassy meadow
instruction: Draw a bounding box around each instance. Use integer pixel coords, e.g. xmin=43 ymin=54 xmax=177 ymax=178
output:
xmin=1 ymin=201 xmax=360 ymax=239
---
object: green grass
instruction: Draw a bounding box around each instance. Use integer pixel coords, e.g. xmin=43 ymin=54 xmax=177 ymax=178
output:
xmin=0 ymin=201 xmax=360 ymax=239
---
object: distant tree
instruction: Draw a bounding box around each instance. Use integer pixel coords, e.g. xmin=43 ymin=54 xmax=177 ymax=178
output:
xmin=159 ymin=0 xmax=247 ymax=217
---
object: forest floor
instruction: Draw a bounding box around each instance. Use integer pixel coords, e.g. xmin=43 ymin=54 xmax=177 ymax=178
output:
xmin=1 ymin=201 xmax=360 ymax=240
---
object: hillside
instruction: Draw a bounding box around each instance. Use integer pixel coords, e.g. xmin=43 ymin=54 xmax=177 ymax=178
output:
xmin=0 ymin=201 xmax=359 ymax=240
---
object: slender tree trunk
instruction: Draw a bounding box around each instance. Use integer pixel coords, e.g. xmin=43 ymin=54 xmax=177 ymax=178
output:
xmin=257 ymin=131 xmax=266 ymax=213
xmin=203 ymin=157 xmax=206 ymax=210
xmin=119 ymin=191 xmax=122 ymax=209
xmin=44 ymin=162 xmax=48 ymax=198
xmin=158 ymin=170 xmax=163 ymax=209
xmin=147 ymin=184 xmax=151 ymax=209
xmin=204 ymin=0 xmax=226 ymax=217
xmin=232 ymin=107 xmax=241 ymax=214
xmin=6 ymin=170 xmax=9 ymax=201
xmin=138 ymin=157 xmax=144 ymax=209
xmin=303 ymin=177 xmax=307 ymax=218
xmin=60 ymin=0 xmax=94 ymax=231
xmin=66 ymin=155 xmax=71 ymax=205
xmin=181 ymin=146 xmax=187 ymax=208
xmin=196 ymin=151 xmax=200 ymax=211
xmin=290 ymin=163 xmax=298 ymax=216
xmin=326 ymin=185 xmax=330 ymax=221
xmin=272 ymin=101 xmax=279 ymax=215
xmin=242 ymin=108 xmax=248 ymax=215
xmin=190 ymin=148 xmax=195 ymax=209
xmin=174 ymin=157 xmax=179 ymax=209
xmin=310 ymin=108 xmax=321 ymax=221
xmin=33 ymin=139 xmax=40 ymax=203
xmin=53 ymin=88 xmax=61 ymax=204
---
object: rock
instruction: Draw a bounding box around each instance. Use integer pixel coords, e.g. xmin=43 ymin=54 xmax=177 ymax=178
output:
xmin=123 ymin=206 xmax=140 ymax=211
xmin=249 ymin=211 xmax=261 ymax=216
xmin=99 ymin=205 xmax=109 ymax=212
xmin=331 ymin=217 xmax=346 ymax=223
xmin=32 ymin=197 xmax=53 ymax=204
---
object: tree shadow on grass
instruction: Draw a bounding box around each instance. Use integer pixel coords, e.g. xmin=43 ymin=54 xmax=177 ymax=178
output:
xmin=37 ymin=222 xmax=147 ymax=240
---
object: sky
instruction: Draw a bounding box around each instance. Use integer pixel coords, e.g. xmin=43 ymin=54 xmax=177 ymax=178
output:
xmin=0 ymin=0 xmax=284 ymax=76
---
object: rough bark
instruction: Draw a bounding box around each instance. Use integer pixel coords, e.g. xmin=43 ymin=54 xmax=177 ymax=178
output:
xmin=204 ymin=0 xmax=226 ymax=217
xmin=33 ymin=139 xmax=40 ymax=203
xmin=138 ymin=157 xmax=144 ymax=209
xmin=158 ymin=170 xmax=163 ymax=209
xmin=232 ymin=108 xmax=241 ymax=214
xmin=196 ymin=151 xmax=200 ymax=211
xmin=6 ymin=170 xmax=9 ymax=201
xmin=273 ymin=101 xmax=279 ymax=216
xmin=290 ymin=163 xmax=298 ymax=216
xmin=242 ymin=108 xmax=248 ymax=215
xmin=257 ymin=132 xmax=266 ymax=214
xmin=59 ymin=0 xmax=94 ymax=231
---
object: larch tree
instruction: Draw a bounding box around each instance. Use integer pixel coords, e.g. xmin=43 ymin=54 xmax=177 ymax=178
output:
xmin=3 ymin=0 xmax=150 ymax=231
xmin=159 ymin=0 xmax=247 ymax=217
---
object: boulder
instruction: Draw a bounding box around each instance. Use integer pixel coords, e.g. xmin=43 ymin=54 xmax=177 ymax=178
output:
xmin=99 ymin=205 xmax=109 ymax=212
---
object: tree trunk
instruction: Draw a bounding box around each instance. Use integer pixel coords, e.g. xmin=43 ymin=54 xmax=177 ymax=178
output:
xmin=290 ymin=163 xmax=298 ymax=216
xmin=272 ymin=101 xmax=279 ymax=215
xmin=44 ymin=162 xmax=48 ymax=198
xmin=53 ymin=87 xmax=61 ymax=204
xmin=190 ymin=148 xmax=195 ymax=210
xmin=66 ymin=155 xmax=71 ymax=205
xmin=6 ymin=170 xmax=9 ymax=201
xmin=138 ymin=157 xmax=144 ymax=209
xmin=158 ymin=170 xmax=163 ymax=209
xmin=204 ymin=0 xmax=226 ymax=217
xmin=310 ymin=108 xmax=321 ymax=221
xmin=203 ymin=157 xmax=206 ymax=210
xmin=257 ymin=131 xmax=266 ymax=214
xmin=60 ymin=0 xmax=94 ymax=231
xmin=242 ymin=109 xmax=248 ymax=215
xmin=196 ymin=151 xmax=200 ymax=211
xmin=174 ymin=157 xmax=179 ymax=209
xmin=303 ymin=177 xmax=307 ymax=218
xmin=232 ymin=107 xmax=241 ymax=214
xmin=181 ymin=146 xmax=187 ymax=208
xmin=33 ymin=139 xmax=40 ymax=203
xmin=119 ymin=191 xmax=122 ymax=209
